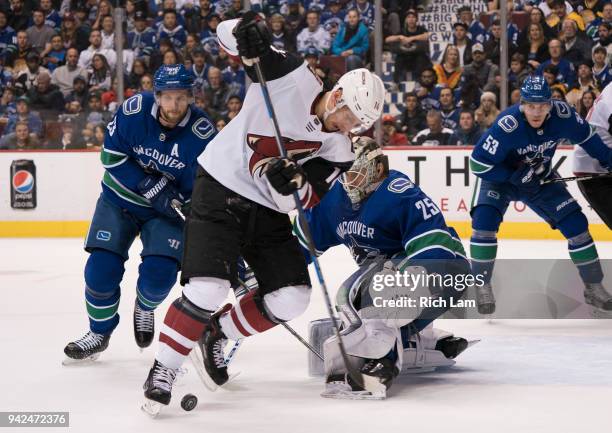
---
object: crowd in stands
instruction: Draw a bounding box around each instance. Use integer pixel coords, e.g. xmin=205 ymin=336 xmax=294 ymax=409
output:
xmin=0 ymin=0 xmax=609 ymax=150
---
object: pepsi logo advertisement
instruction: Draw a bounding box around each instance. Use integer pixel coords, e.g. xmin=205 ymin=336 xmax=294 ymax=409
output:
xmin=10 ymin=159 xmax=36 ymax=209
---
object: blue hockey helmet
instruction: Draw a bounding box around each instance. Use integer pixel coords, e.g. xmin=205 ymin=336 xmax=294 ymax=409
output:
xmin=520 ymin=75 xmax=551 ymax=104
xmin=153 ymin=64 xmax=194 ymax=93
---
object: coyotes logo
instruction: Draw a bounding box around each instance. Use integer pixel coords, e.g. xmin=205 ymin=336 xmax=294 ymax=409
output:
xmin=247 ymin=133 xmax=322 ymax=177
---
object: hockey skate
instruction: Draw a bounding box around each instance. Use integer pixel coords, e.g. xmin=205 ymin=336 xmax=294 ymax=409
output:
xmin=321 ymin=358 xmax=398 ymax=401
xmin=63 ymin=331 xmax=110 ymax=365
xmin=142 ymin=360 xmax=177 ymax=417
xmin=134 ymin=300 xmax=155 ymax=349
xmin=475 ymin=283 xmax=496 ymax=315
xmin=435 ymin=336 xmax=469 ymax=359
xmin=584 ymin=283 xmax=612 ymax=313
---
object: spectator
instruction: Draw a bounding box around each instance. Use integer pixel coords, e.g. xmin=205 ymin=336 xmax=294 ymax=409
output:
xmin=203 ymin=66 xmax=240 ymax=114
xmin=297 ymin=9 xmax=331 ymax=54
xmin=224 ymin=93 xmax=242 ymax=120
xmin=8 ymin=0 xmax=29 ymax=32
xmin=40 ymin=34 xmax=66 ymax=72
xmin=283 ymin=0 xmax=305 ymax=41
xmin=565 ymin=60 xmax=598 ymax=107
xmin=508 ymin=53 xmax=531 ymax=91
xmin=39 ymin=0 xmax=61 ymax=30
xmin=587 ymin=2 xmax=612 ymax=42
xmin=345 ymin=0 xmax=375 ymax=30
xmin=303 ymin=47 xmax=327 ymax=83
xmin=592 ymin=45 xmax=611 ymax=88
xmin=578 ymin=89 xmax=596 ymax=118
xmin=6 ymin=30 xmax=35 ymax=72
xmin=438 ymin=87 xmax=460 ymax=130
xmin=0 ymin=87 xmax=16 ymax=118
xmin=26 ymin=9 xmax=56 ymax=52
xmin=561 ymin=18 xmax=593 ymax=67
xmin=158 ymin=9 xmax=187 ymax=50
xmin=463 ymin=43 xmax=499 ymax=91
xmin=221 ymin=56 xmax=246 ymax=99
xmin=382 ymin=114 xmax=408 ymax=146
xmin=434 ymin=44 xmax=462 ymax=90
xmin=224 ymin=0 xmax=245 ymax=19
xmin=78 ymin=30 xmax=117 ymax=70
xmin=184 ymin=0 xmax=216 ymax=34
xmin=321 ymin=0 xmax=346 ymax=32
xmin=200 ymin=13 xmax=221 ymax=58
xmin=215 ymin=117 xmax=226 ymax=131
xmin=537 ymin=0 xmax=573 ymax=21
xmin=484 ymin=19 xmax=518 ymax=66
xmin=59 ymin=12 xmax=88 ymax=52
xmin=475 ymin=91 xmax=500 ymax=130
xmin=101 ymin=77 xmax=136 ymax=112
xmin=399 ymin=91 xmax=426 ymax=142
xmin=128 ymin=11 xmax=156 ymax=61
xmin=189 ymin=46 xmax=210 ymax=91
xmin=537 ymin=38 xmax=576 ymax=87
xmin=26 ymin=71 xmax=64 ymax=119
xmin=0 ymin=11 xmax=17 ymax=60
xmin=551 ymin=86 xmax=567 ymax=100
xmin=412 ymin=109 xmax=455 ymax=146
xmin=126 ymin=58 xmax=148 ymax=90
xmin=15 ymin=52 xmax=50 ymax=95
xmin=0 ymin=120 xmax=40 ymax=149
xmin=64 ymin=75 xmax=89 ymax=109
xmin=87 ymin=53 xmax=112 ymax=93
xmin=452 ymin=22 xmax=472 ymax=67
xmin=457 ymin=71 xmax=482 ymax=110
xmin=182 ymin=32 xmax=200 ymax=62
xmin=518 ymin=23 xmax=550 ymax=71
xmin=148 ymin=37 xmax=172 ymax=72
xmin=269 ymin=13 xmax=296 ymax=52
xmin=548 ymin=0 xmax=585 ymax=33
xmin=139 ymin=73 xmax=154 ymax=92
xmin=162 ymin=48 xmax=182 ymax=65
xmin=99 ymin=15 xmax=115 ymax=50
xmin=385 ymin=9 xmax=430 ymax=82
xmin=517 ymin=7 xmax=556 ymax=46
xmin=51 ymin=117 xmax=86 ymax=149
xmin=510 ymin=87 xmax=522 ymax=103
xmin=5 ymin=96 xmax=43 ymax=136
xmin=415 ymin=67 xmax=440 ymax=111
xmin=450 ymin=110 xmax=483 ymax=146
xmin=92 ymin=0 xmax=114 ymax=31
xmin=84 ymin=123 xmax=105 ymax=149
xmin=83 ymin=92 xmax=111 ymax=126
xmin=331 ymin=8 xmax=369 ymax=71
xmin=457 ymin=5 xmax=487 ymax=44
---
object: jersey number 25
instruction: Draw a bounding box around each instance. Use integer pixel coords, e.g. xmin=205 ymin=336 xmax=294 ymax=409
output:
xmin=415 ymin=198 xmax=440 ymax=220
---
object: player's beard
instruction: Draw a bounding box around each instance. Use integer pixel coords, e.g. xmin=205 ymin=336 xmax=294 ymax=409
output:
xmin=159 ymin=106 xmax=187 ymax=128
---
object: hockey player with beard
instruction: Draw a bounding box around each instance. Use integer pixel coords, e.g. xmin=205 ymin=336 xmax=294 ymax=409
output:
xmin=573 ymin=83 xmax=612 ymax=230
xmin=142 ymin=12 xmax=385 ymax=413
xmin=294 ymin=137 xmax=471 ymax=399
xmin=470 ymin=76 xmax=612 ymax=315
xmin=63 ymin=64 xmax=216 ymax=364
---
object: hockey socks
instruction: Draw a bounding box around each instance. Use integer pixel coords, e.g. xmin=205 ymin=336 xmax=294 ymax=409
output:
xmin=219 ymin=290 xmax=278 ymax=340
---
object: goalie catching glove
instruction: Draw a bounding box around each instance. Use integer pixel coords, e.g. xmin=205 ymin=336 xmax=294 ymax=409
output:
xmin=265 ymin=157 xmax=307 ymax=196
xmin=138 ymin=175 xmax=184 ymax=219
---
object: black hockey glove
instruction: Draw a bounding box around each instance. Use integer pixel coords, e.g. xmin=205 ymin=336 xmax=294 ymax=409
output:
xmin=234 ymin=11 xmax=271 ymax=62
xmin=138 ymin=175 xmax=184 ymax=219
xmin=265 ymin=157 xmax=307 ymax=196
xmin=509 ymin=163 xmax=546 ymax=194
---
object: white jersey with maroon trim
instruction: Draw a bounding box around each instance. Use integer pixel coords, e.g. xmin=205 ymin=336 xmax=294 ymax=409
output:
xmin=573 ymin=84 xmax=612 ymax=174
xmin=198 ymin=60 xmax=354 ymax=212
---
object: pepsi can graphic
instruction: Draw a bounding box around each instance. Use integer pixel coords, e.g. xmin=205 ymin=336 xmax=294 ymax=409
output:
xmin=10 ymin=159 xmax=37 ymax=209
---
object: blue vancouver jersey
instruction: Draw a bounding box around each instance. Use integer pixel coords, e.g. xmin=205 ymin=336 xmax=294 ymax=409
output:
xmin=470 ymin=100 xmax=611 ymax=183
xmin=100 ymin=92 xmax=216 ymax=219
xmin=294 ymin=170 xmax=466 ymax=265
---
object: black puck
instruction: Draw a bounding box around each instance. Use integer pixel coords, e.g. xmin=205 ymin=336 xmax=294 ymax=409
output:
xmin=181 ymin=393 xmax=198 ymax=411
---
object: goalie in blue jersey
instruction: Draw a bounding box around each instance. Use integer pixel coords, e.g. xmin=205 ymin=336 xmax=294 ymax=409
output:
xmin=63 ymin=64 xmax=216 ymax=364
xmin=294 ymin=137 xmax=473 ymax=399
xmin=469 ymin=75 xmax=612 ymax=315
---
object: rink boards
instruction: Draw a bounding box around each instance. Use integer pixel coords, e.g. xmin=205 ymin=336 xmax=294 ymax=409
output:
xmin=0 ymin=147 xmax=610 ymax=239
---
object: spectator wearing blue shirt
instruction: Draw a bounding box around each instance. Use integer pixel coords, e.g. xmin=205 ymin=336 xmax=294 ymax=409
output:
xmin=592 ymin=45 xmax=611 ymax=88
xmin=40 ymin=0 xmax=62 ymax=30
xmin=5 ymin=96 xmax=43 ymax=137
xmin=537 ymin=38 xmax=576 ymax=88
xmin=345 ymin=0 xmax=375 ymax=30
xmin=222 ymin=56 xmax=246 ymax=100
xmin=0 ymin=11 xmax=17 ymax=61
xmin=457 ymin=5 xmax=487 ymax=44
xmin=331 ymin=8 xmax=369 ymax=71
xmin=321 ymin=0 xmax=346 ymax=31
xmin=157 ymin=9 xmax=187 ymax=50
xmin=200 ymin=13 xmax=221 ymax=58
xmin=41 ymin=34 xmax=66 ymax=72
xmin=129 ymin=11 xmax=157 ymax=59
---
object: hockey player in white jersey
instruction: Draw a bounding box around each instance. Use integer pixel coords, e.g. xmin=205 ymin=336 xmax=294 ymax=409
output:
xmin=573 ymin=83 xmax=612 ymax=229
xmin=142 ymin=11 xmax=385 ymax=412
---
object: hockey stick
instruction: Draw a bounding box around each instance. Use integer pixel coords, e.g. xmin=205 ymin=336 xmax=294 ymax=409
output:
xmin=251 ymin=61 xmax=377 ymax=392
xmin=281 ymin=322 xmax=324 ymax=361
xmin=171 ymin=201 xmax=243 ymax=367
xmin=542 ymin=172 xmax=612 ymax=184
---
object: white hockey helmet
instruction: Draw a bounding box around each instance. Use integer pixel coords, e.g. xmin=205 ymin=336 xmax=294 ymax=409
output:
xmin=329 ymin=68 xmax=385 ymax=134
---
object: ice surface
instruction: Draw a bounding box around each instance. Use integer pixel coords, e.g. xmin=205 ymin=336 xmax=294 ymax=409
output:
xmin=1 ymin=239 xmax=611 ymax=433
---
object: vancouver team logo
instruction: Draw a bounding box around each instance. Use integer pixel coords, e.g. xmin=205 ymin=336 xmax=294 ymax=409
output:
xmin=12 ymin=170 xmax=34 ymax=194
xmin=246 ymin=133 xmax=322 ymax=177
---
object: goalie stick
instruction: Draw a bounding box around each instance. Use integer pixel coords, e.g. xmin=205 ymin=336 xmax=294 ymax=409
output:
xmin=251 ymin=60 xmax=379 ymax=394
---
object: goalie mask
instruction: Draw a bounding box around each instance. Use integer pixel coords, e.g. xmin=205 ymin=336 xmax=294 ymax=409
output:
xmin=341 ymin=137 xmax=389 ymax=204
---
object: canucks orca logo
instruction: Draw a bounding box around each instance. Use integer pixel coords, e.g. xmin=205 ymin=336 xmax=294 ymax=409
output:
xmin=347 ymin=235 xmax=381 ymax=265
xmin=12 ymin=170 xmax=34 ymax=193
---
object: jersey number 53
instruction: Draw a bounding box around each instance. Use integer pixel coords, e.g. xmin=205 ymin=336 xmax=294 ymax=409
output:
xmin=482 ymin=135 xmax=499 ymax=155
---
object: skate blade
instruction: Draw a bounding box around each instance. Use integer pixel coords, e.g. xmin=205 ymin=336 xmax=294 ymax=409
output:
xmin=321 ymin=387 xmax=386 ymax=400
xmin=361 ymin=374 xmax=387 ymax=394
xmin=188 ymin=350 xmax=240 ymax=392
xmin=141 ymin=400 xmax=164 ymax=418
xmin=62 ymin=353 xmax=101 ymax=366
xmin=467 ymin=339 xmax=481 ymax=348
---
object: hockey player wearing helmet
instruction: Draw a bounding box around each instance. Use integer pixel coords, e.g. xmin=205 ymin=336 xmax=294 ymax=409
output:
xmin=63 ymin=64 xmax=216 ymax=376
xmin=469 ymin=75 xmax=612 ymax=316
xmin=294 ymin=137 xmax=470 ymax=399
xmin=144 ymin=12 xmax=385 ymax=413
